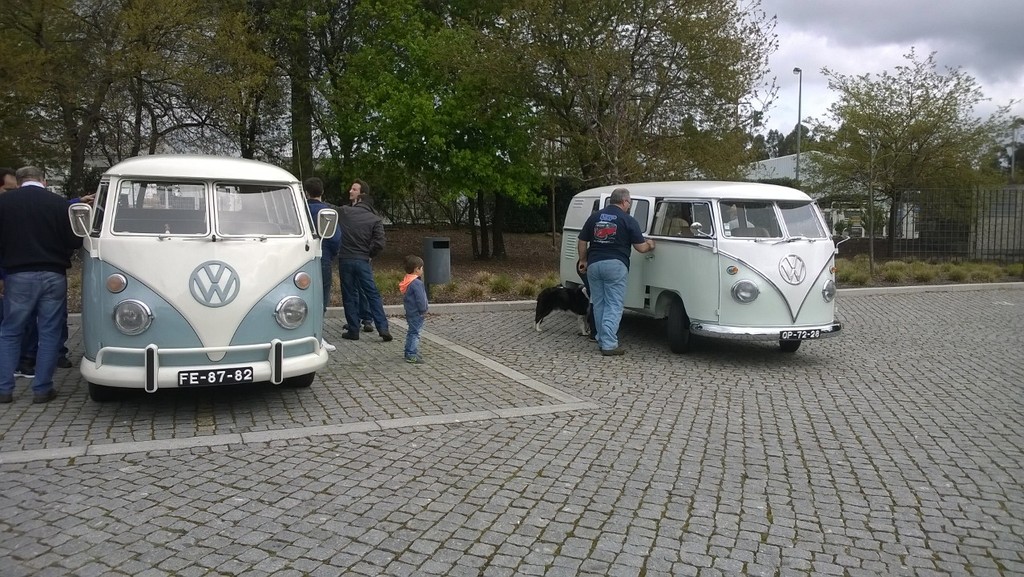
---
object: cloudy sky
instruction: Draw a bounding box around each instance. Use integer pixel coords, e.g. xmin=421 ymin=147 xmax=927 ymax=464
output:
xmin=757 ymin=0 xmax=1024 ymax=138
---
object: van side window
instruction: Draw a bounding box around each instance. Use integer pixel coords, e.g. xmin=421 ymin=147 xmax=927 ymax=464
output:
xmin=692 ymin=203 xmax=713 ymax=236
xmin=632 ymin=199 xmax=650 ymax=233
xmin=112 ymin=181 xmax=208 ymax=235
xmin=653 ymin=201 xmax=694 ymax=237
xmin=216 ymin=184 xmax=302 ymax=236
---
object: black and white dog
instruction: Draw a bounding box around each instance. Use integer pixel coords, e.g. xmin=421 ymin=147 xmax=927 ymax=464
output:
xmin=534 ymin=284 xmax=590 ymax=335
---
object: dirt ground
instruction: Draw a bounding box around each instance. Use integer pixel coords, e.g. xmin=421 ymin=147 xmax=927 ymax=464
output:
xmin=372 ymin=226 xmax=562 ymax=304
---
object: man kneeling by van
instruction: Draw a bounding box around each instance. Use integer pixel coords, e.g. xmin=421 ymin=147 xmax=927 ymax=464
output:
xmin=576 ymin=187 xmax=655 ymax=356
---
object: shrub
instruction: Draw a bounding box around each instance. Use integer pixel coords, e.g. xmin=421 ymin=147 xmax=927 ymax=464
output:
xmin=846 ymin=272 xmax=871 ymax=286
xmin=514 ymin=280 xmax=539 ymax=298
xmin=910 ymin=262 xmax=937 ymax=283
xmin=946 ymin=268 xmax=969 ymax=282
xmin=969 ymin=268 xmax=999 ymax=283
xmin=472 ymin=271 xmax=495 ymax=284
xmin=487 ymin=273 xmax=514 ymax=293
xmin=1005 ymin=263 xmax=1024 ymax=278
xmin=459 ymin=283 xmax=487 ymax=299
xmin=880 ymin=261 xmax=907 ymax=283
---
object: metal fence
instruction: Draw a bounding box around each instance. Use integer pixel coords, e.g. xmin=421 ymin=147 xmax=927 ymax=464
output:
xmin=831 ymin=186 xmax=1024 ymax=264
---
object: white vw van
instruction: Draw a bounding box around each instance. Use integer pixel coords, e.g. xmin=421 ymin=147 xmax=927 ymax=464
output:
xmin=560 ymin=181 xmax=842 ymax=353
xmin=68 ymin=155 xmax=338 ymax=401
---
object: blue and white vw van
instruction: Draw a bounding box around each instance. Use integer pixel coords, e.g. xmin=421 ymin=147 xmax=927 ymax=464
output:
xmin=560 ymin=181 xmax=842 ymax=353
xmin=68 ymin=155 xmax=337 ymax=401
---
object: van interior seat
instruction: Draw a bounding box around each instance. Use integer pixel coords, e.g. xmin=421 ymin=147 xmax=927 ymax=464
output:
xmin=665 ymin=217 xmax=692 ymax=237
xmin=112 ymin=207 xmax=207 ymax=234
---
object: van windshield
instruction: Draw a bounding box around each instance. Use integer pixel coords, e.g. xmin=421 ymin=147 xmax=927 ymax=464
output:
xmin=215 ymin=184 xmax=302 ymax=236
xmin=111 ymin=181 xmax=208 ymax=235
xmin=778 ymin=201 xmax=827 ymax=238
xmin=720 ymin=201 xmax=780 ymax=238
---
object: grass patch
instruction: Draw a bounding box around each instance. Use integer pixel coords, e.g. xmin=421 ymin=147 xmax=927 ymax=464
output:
xmin=487 ymin=273 xmax=514 ymax=293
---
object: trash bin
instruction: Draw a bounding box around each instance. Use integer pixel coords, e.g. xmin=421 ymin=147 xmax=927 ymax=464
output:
xmin=422 ymin=237 xmax=451 ymax=285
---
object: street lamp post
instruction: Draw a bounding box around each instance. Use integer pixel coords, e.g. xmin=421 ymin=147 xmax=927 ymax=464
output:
xmin=793 ymin=67 xmax=803 ymax=185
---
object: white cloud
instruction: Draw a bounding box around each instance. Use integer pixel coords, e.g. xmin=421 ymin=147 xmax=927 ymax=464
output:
xmin=756 ymin=0 xmax=1024 ymax=135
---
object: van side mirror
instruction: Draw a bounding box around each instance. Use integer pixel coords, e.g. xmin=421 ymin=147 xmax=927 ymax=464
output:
xmin=69 ymin=203 xmax=92 ymax=238
xmin=317 ymin=208 xmax=338 ymax=239
xmin=831 ymin=233 xmax=850 ymax=246
xmin=690 ymin=221 xmax=712 ymax=238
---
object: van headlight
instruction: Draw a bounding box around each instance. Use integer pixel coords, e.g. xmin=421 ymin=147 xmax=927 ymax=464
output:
xmin=113 ymin=300 xmax=153 ymax=335
xmin=275 ymin=296 xmax=308 ymax=329
xmin=822 ymin=279 xmax=837 ymax=302
xmin=731 ymin=280 xmax=760 ymax=303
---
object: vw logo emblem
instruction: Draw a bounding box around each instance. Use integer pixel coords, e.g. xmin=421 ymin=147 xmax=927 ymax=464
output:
xmin=779 ymin=255 xmax=807 ymax=285
xmin=190 ymin=261 xmax=240 ymax=307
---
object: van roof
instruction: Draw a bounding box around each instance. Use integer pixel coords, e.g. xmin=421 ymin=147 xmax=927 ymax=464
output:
xmin=103 ymin=155 xmax=299 ymax=183
xmin=577 ymin=181 xmax=812 ymax=201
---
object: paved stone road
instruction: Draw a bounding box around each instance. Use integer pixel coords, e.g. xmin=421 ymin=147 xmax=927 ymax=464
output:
xmin=1 ymin=286 xmax=1022 ymax=576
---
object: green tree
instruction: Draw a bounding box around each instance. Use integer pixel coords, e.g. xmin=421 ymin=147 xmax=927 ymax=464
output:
xmin=1 ymin=0 xmax=126 ymax=193
xmin=501 ymin=0 xmax=777 ymax=184
xmin=812 ymin=49 xmax=1011 ymax=253
xmin=322 ymin=0 xmax=541 ymax=258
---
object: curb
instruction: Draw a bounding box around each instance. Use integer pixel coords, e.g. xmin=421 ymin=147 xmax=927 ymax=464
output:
xmin=66 ymin=282 xmax=1024 ymax=322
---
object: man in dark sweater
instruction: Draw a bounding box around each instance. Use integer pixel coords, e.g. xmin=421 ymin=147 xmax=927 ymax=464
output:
xmin=338 ymin=190 xmax=391 ymax=342
xmin=0 ymin=166 xmax=83 ymax=403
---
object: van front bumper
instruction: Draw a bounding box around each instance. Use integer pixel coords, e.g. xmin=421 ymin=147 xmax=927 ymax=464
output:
xmin=690 ymin=321 xmax=842 ymax=341
xmin=79 ymin=337 xmax=328 ymax=391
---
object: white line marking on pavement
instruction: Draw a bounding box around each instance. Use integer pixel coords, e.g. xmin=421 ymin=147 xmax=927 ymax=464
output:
xmin=0 ymin=323 xmax=598 ymax=465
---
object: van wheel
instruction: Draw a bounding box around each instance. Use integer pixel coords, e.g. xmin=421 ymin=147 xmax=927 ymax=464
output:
xmin=779 ymin=340 xmax=801 ymax=353
xmin=88 ymin=382 xmax=121 ymax=402
xmin=667 ymin=298 xmax=691 ymax=354
xmin=282 ymin=372 xmax=315 ymax=388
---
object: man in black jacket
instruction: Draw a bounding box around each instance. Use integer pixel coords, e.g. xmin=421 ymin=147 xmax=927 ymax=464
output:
xmin=338 ymin=189 xmax=391 ymax=341
xmin=0 ymin=166 xmax=83 ymax=403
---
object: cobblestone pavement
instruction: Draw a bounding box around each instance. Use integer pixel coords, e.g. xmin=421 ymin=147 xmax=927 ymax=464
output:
xmin=1 ymin=286 xmax=1022 ymax=576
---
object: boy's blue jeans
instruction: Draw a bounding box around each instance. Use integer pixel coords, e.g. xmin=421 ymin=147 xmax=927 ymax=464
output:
xmin=404 ymin=313 xmax=424 ymax=358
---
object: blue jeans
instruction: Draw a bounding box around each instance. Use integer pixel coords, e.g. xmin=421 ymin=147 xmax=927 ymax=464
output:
xmin=587 ymin=259 xmax=628 ymax=351
xmin=337 ymin=262 xmax=374 ymax=325
xmin=339 ymin=259 xmax=389 ymax=336
xmin=21 ymin=296 xmax=71 ymax=360
xmin=404 ymin=313 xmax=423 ymax=358
xmin=0 ymin=272 xmax=68 ymax=395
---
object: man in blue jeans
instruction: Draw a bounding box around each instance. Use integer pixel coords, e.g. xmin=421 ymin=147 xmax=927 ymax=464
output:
xmin=0 ymin=166 xmax=83 ymax=403
xmin=576 ymin=187 xmax=655 ymax=356
xmin=303 ymin=177 xmax=342 ymax=352
xmin=338 ymin=187 xmax=391 ymax=342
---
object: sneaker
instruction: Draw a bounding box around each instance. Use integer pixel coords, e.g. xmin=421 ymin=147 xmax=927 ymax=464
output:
xmin=0 ymin=392 xmax=12 ymax=404
xmin=14 ymin=365 xmax=35 ymax=379
xmin=380 ymin=332 xmax=393 ymax=342
xmin=57 ymin=356 xmax=73 ymax=369
xmin=341 ymin=332 xmax=359 ymax=341
xmin=600 ymin=346 xmax=626 ymax=356
xmin=361 ymin=322 xmax=374 ymax=333
xmin=32 ymin=389 xmax=57 ymax=404
xmin=405 ymin=355 xmax=421 ymax=364
xmin=321 ymin=339 xmax=337 ymax=352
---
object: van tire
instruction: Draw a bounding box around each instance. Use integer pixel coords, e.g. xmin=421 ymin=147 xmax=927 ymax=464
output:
xmin=88 ymin=382 xmax=121 ymax=402
xmin=667 ymin=298 xmax=691 ymax=354
xmin=282 ymin=372 xmax=315 ymax=388
xmin=779 ymin=340 xmax=801 ymax=353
